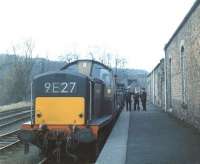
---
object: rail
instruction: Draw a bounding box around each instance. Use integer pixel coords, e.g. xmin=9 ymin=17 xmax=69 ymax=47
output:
xmin=38 ymin=157 xmax=48 ymax=164
xmin=0 ymin=108 xmax=30 ymax=128
xmin=0 ymin=106 xmax=31 ymax=151
xmin=0 ymin=129 xmax=21 ymax=151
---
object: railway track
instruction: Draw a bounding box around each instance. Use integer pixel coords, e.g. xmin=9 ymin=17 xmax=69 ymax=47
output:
xmin=0 ymin=107 xmax=30 ymax=117
xmin=0 ymin=129 xmax=20 ymax=151
xmin=38 ymin=157 xmax=48 ymax=164
xmin=0 ymin=107 xmax=31 ymax=151
xmin=0 ymin=107 xmax=31 ymax=129
xmin=37 ymin=157 xmax=94 ymax=164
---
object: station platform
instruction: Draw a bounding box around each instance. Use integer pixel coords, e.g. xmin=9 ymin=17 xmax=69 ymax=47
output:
xmin=96 ymin=103 xmax=200 ymax=164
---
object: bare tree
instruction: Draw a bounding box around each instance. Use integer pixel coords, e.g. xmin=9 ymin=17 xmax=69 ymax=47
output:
xmin=89 ymin=52 xmax=95 ymax=60
xmin=98 ymin=55 xmax=104 ymax=64
xmin=2 ymin=40 xmax=34 ymax=103
xmin=105 ymin=53 xmax=113 ymax=67
xmin=59 ymin=53 xmax=79 ymax=64
xmin=97 ymin=51 xmax=113 ymax=67
xmin=115 ymin=56 xmax=121 ymax=73
xmin=120 ymin=58 xmax=127 ymax=69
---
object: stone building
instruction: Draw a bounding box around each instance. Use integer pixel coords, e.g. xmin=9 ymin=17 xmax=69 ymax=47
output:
xmin=165 ymin=0 xmax=200 ymax=129
xmin=147 ymin=59 xmax=165 ymax=109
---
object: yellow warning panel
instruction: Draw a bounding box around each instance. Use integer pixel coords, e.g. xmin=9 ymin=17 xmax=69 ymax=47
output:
xmin=35 ymin=97 xmax=85 ymax=125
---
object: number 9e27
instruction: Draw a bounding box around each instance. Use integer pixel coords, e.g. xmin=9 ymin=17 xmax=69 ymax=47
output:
xmin=44 ymin=82 xmax=77 ymax=94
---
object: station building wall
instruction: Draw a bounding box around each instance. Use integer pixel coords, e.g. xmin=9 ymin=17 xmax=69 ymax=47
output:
xmin=147 ymin=59 xmax=165 ymax=110
xmin=165 ymin=1 xmax=200 ymax=129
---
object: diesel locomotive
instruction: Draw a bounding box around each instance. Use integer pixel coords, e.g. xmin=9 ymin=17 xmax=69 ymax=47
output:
xmin=18 ymin=59 xmax=124 ymax=161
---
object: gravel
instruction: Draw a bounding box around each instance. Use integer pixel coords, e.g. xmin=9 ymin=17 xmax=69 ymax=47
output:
xmin=0 ymin=144 xmax=41 ymax=164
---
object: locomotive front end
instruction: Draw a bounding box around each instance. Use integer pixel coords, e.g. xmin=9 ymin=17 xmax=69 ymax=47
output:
xmin=33 ymin=72 xmax=87 ymax=126
xmin=18 ymin=71 xmax=96 ymax=156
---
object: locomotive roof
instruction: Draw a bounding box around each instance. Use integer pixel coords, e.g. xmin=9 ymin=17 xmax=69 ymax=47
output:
xmin=60 ymin=59 xmax=112 ymax=72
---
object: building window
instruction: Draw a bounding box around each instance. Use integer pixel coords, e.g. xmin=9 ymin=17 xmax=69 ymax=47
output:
xmin=180 ymin=46 xmax=186 ymax=104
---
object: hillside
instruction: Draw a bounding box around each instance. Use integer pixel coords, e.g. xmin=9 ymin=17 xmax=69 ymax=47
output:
xmin=0 ymin=54 xmax=148 ymax=105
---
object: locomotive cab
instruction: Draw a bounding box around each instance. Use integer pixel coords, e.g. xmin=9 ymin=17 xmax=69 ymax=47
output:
xmin=61 ymin=60 xmax=116 ymax=122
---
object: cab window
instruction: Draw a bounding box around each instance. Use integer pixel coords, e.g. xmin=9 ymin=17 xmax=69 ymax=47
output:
xmin=100 ymin=69 xmax=111 ymax=86
xmin=78 ymin=61 xmax=92 ymax=76
xmin=92 ymin=64 xmax=112 ymax=87
xmin=65 ymin=63 xmax=78 ymax=73
xmin=65 ymin=61 xmax=92 ymax=76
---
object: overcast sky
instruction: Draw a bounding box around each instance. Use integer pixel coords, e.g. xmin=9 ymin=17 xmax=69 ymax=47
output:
xmin=0 ymin=0 xmax=196 ymax=71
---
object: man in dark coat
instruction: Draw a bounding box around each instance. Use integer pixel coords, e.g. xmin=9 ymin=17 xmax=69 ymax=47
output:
xmin=125 ymin=91 xmax=132 ymax=111
xmin=140 ymin=88 xmax=147 ymax=111
xmin=134 ymin=92 xmax=140 ymax=111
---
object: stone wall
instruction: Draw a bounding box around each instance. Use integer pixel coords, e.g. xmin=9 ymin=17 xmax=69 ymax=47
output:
xmin=165 ymin=1 xmax=200 ymax=129
xmin=147 ymin=59 xmax=165 ymax=109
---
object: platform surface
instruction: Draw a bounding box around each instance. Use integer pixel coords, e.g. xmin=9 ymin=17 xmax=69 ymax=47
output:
xmin=126 ymin=103 xmax=200 ymax=164
xmin=96 ymin=110 xmax=130 ymax=164
xmin=96 ymin=103 xmax=200 ymax=164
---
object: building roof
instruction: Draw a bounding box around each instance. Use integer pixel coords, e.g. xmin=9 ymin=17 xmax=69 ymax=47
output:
xmin=147 ymin=58 xmax=164 ymax=77
xmin=164 ymin=0 xmax=200 ymax=50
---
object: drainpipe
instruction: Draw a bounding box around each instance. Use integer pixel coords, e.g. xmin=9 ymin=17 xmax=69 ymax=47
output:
xmin=153 ymin=70 xmax=155 ymax=104
xmin=164 ymin=51 xmax=167 ymax=112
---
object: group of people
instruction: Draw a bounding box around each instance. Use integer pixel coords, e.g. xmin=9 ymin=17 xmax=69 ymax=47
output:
xmin=125 ymin=88 xmax=147 ymax=112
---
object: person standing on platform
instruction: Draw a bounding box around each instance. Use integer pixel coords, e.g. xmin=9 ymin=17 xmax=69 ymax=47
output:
xmin=140 ymin=88 xmax=147 ymax=111
xmin=134 ymin=91 xmax=140 ymax=111
xmin=125 ymin=91 xmax=132 ymax=112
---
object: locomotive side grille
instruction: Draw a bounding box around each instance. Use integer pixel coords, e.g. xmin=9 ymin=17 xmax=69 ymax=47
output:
xmin=35 ymin=97 xmax=85 ymax=125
